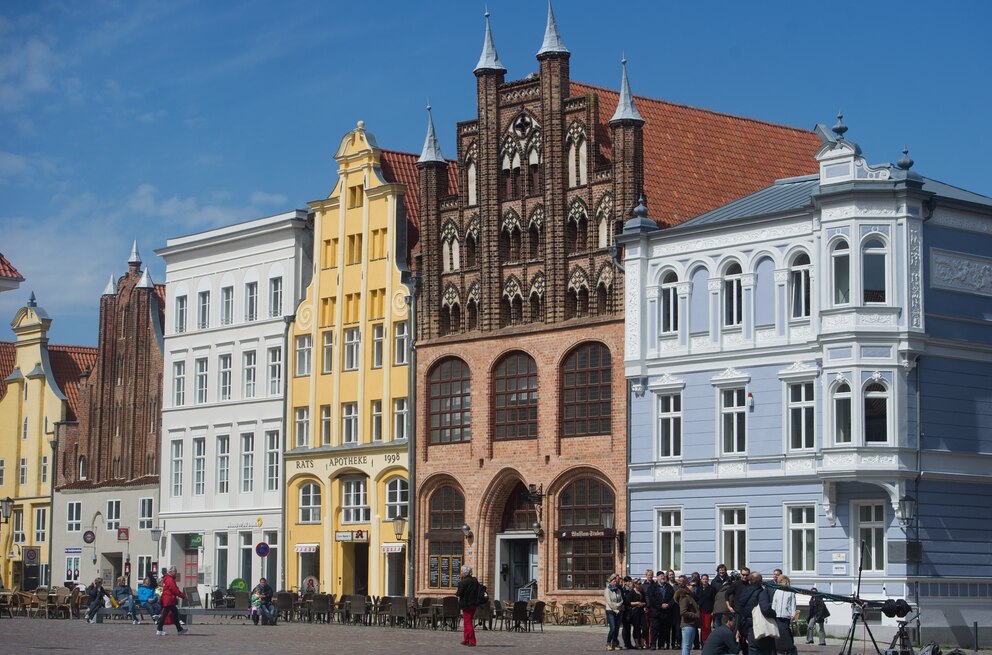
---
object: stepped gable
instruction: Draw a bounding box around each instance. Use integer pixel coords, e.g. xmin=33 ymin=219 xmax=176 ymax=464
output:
xmin=379 ymin=149 xmax=459 ymax=255
xmin=572 ymin=81 xmax=821 ymax=226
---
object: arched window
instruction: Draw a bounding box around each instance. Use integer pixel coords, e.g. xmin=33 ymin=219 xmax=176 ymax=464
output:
xmin=558 ymin=478 xmax=615 ymax=589
xmin=428 ymin=485 xmax=464 ymax=590
xmin=567 ymin=140 xmax=578 ymax=188
xmin=864 ymin=382 xmax=889 ymax=443
xmin=500 ymin=226 xmax=521 ymax=262
xmin=428 ymin=358 xmax=472 ymax=444
xmin=597 ymin=213 xmax=610 ymax=249
xmin=450 ymin=303 xmax=461 ymax=333
xmin=528 ymin=149 xmax=541 ymax=194
xmin=439 ymin=304 xmax=452 ymax=337
xmin=529 ymin=292 xmax=544 ymax=324
xmin=386 ymin=477 xmax=409 ymax=520
xmin=660 ymin=272 xmax=679 ymax=334
xmin=467 ymin=160 xmax=478 ymax=207
xmin=790 ymin=252 xmax=811 ymax=318
xmin=834 ymin=383 xmax=852 ymax=444
xmin=723 ymin=262 xmax=743 ymax=327
xmin=493 ymin=352 xmax=538 ymax=440
xmin=501 ymin=481 xmax=538 ymax=531
xmin=561 ymin=343 xmax=612 ymax=437
xmin=862 ymin=238 xmax=887 ymax=303
xmin=832 ymin=240 xmax=850 ymax=305
xmin=79 ymin=456 xmax=88 ymax=480
xmin=502 ymin=151 xmax=521 ymax=200
xmin=299 ymin=482 xmax=321 ymax=523
xmin=465 ymin=232 xmax=477 ymax=268
xmin=528 ymin=223 xmax=541 ymax=259
xmin=466 ymin=299 xmax=479 ymax=331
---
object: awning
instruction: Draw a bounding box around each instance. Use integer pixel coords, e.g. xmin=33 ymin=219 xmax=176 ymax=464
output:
xmin=381 ymin=542 xmax=405 ymax=554
xmin=295 ymin=543 xmax=319 ymax=553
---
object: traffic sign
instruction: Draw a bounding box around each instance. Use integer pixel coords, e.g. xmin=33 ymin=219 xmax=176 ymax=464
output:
xmin=83 ymin=530 xmax=96 ymax=544
xmin=255 ymin=542 xmax=270 ymax=558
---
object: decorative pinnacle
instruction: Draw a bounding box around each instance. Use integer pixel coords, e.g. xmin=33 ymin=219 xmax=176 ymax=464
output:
xmin=417 ymin=103 xmax=445 ymax=164
xmin=610 ymin=56 xmax=644 ymax=124
xmin=128 ymin=240 xmax=141 ymax=265
xmin=832 ymin=112 xmax=848 ymax=139
xmin=633 ymin=193 xmax=648 ymax=219
xmin=537 ymin=0 xmax=568 ymax=56
xmin=136 ymin=268 xmax=154 ymax=289
xmin=474 ymin=8 xmax=506 ymax=73
xmin=102 ymin=274 xmax=117 ymax=296
xmin=27 ymin=291 xmax=37 ymax=307
xmin=897 ymin=146 xmax=914 ymax=171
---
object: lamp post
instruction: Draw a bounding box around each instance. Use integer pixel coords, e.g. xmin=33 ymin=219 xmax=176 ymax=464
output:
xmin=601 ymin=508 xmax=626 ymax=564
xmin=0 ymin=497 xmax=11 ymax=524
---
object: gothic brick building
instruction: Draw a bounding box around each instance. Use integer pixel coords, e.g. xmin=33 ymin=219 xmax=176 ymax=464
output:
xmin=53 ymin=244 xmax=165 ymax=587
xmin=411 ymin=5 xmax=822 ymax=603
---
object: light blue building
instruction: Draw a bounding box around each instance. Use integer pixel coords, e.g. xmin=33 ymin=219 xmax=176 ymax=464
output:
xmin=620 ymin=119 xmax=991 ymax=646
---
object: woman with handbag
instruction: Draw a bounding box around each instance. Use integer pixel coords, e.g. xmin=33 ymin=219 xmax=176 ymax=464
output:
xmin=738 ymin=572 xmax=778 ymax=655
xmin=771 ymin=575 xmax=797 ymax=655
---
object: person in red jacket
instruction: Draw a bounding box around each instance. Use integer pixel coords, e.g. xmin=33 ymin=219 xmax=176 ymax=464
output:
xmin=156 ymin=567 xmax=188 ymax=636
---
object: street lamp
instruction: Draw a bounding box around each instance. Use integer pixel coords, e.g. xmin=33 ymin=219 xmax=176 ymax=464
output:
xmin=898 ymin=495 xmax=917 ymax=529
xmin=150 ymin=526 xmax=163 ymax=556
xmin=461 ymin=524 xmax=473 ymax=539
xmin=601 ymin=508 xmax=626 ymax=557
xmin=0 ymin=497 xmax=12 ymax=524
xmin=392 ymin=516 xmax=407 ymax=541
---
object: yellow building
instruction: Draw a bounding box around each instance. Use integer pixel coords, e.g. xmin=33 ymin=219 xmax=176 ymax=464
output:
xmin=0 ymin=294 xmax=95 ymax=589
xmin=286 ymin=121 xmax=422 ymax=597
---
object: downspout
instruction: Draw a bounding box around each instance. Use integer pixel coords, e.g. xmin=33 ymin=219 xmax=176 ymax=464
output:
xmin=405 ymin=273 xmax=420 ymax=598
xmin=914 ymin=355 xmax=922 ymax=643
xmin=625 ymin=379 xmax=632 ymax=576
xmin=47 ymin=421 xmax=62 ymax=587
xmin=282 ymin=314 xmax=294 ymax=590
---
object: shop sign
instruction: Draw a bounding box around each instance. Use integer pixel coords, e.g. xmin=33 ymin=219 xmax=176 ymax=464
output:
xmin=328 ymin=455 xmax=368 ymax=468
xmin=335 ymin=530 xmax=369 ymax=542
xmin=117 ymin=528 xmax=129 ymax=541
xmin=554 ymin=528 xmax=611 ymax=539
xmin=186 ymin=533 xmax=203 ymax=549
xmin=227 ymin=517 xmax=263 ymax=529
xmin=381 ymin=542 xmax=405 ymax=554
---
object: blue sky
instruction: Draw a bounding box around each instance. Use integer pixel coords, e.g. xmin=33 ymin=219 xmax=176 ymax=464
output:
xmin=1 ymin=0 xmax=990 ymax=346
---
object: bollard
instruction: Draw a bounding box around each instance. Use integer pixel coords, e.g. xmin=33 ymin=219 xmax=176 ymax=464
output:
xmin=974 ymin=621 xmax=979 ymax=652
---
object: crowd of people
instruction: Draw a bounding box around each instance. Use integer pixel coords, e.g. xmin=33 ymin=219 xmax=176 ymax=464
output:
xmin=603 ymin=565 xmax=831 ymax=655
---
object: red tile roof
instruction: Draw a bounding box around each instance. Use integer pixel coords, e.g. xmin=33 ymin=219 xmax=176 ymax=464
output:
xmin=0 ymin=253 xmax=24 ymax=281
xmin=379 ymin=149 xmax=459 ymax=255
xmin=571 ymin=82 xmax=821 ymax=226
xmin=0 ymin=341 xmax=97 ymax=421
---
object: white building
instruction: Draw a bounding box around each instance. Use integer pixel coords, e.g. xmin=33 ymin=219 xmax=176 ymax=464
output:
xmin=156 ymin=211 xmax=312 ymax=597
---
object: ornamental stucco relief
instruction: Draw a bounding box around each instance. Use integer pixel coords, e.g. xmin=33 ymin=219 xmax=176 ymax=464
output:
xmin=930 ymin=249 xmax=992 ymax=298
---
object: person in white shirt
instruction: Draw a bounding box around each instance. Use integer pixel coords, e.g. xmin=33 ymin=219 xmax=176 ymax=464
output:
xmin=771 ymin=574 xmax=797 ymax=655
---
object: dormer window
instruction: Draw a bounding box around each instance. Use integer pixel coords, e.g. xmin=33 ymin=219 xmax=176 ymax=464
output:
xmin=862 ymin=238 xmax=887 ymax=303
xmin=723 ymin=263 xmax=743 ymax=327
xmin=831 ymin=240 xmax=850 ymax=306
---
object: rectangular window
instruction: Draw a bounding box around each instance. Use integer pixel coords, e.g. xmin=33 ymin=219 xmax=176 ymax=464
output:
xmin=34 ymin=507 xmax=47 ymax=542
xmin=171 ymin=440 xmax=183 ymax=496
xmin=393 ymin=398 xmax=408 ymax=441
xmin=393 ymin=321 xmax=409 ymax=366
xmin=788 ymin=382 xmax=815 ymax=450
xmin=791 ymin=266 xmax=811 ymax=318
xmin=12 ymin=509 xmax=24 ymax=544
xmin=721 ymin=388 xmax=747 ymax=454
xmin=322 ymin=238 xmax=338 ymax=268
xmin=41 ymin=455 xmax=48 ymax=483
xmin=197 ymin=290 xmax=210 ymax=329
xmin=218 ymin=354 xmax=232 ymax=401
xmin=264 ymin=531 xmax=278 ymax=584
xmin=139 ymin=497 xmax=153 ymax=530
xmin=295 ymin=407 xmax=310 ymax=448
xmin=243 ymin=350 xmax=256 ymax=398
xmin=660 ymin=283 xmax=679 ymax=334
xmin=342 ymin=402 xmax=358 ymax=444
xmin=175 ymin=296 xmax=187 ymax=333
xmin=372 ymin=323 xmax=384 ymax=368
xmin=137 ymin=556 xmax=152 ymax=584
xmin=370 ymin=400 xmax=382 ymax=442
xmin=321 ymin=331 xmax=333 ymax=374
xmin=67 ymin=501 xmax=81 ymax=532
xmin=344 ymin=328 xmax=360 ymax=371
xmin=788 ymin=505 xmax=817 ymax=574
xmin=835 ymin=385 xmax=852 ymax=444
xmin=241 ymin=433 xmax=254 ymax=493
xmin=244 ymin=281 xmax=258 ymax=321
xmin=215 ymin=533 xmax=228 ymax=590
xmin=386 ymin=478 xmax=409 ymax=520
xmin=267 ymin=347 xmax=282 ymax=395
xmin=221 ymin=286 xmax=234 ymax=325
xmin=347 ymin=185 xmax=364 ymax=209
xmin=658 ymin=393 xmax=682 ymax=458
xmin=342 ymin=478 xmax=370 ymax=523
xmin=368 ymin=289 xmax=385 ymax=319
xmin=106 ymin=499 xmax=121 ymax=530
xmin=19 ymin=458 xmax=27 ymax=484
xmin=265 ymin=430 xmax=279 ymax=491
xmin=320 ymin=405 xmax=331 ymax=445
xmin=173 ymin=361 xmax=186 ymax=406
xmin=295 ymin=335 xmax=312 ymax=377
xmin=195 ymin=357 xmax=208 ymax=404
xmin=858 ymin=503 xmax=886 ymax=573
xmin=66 ymin=555 xmax=81 ymax=585
xmin=240 ymin=532 xmax=253 ymax=583
xmin=657 ymin=509 xmax=682 ymax=572
xmin=724 ymin=277 xmax=743 ymax=327
xmin=217 ymin=435 xmax=230 ymax=494
xmin=720 ymin=507 xmax=747 ymax=570
xmin=0 ymin=459 xmax=4 ymax=485
xmin=268 ymin=277 xmax=283 ymax=318
xmin=344 ymin=293 xmax=361 ymax=323
xmin=193 ymin=437 xmax=205 ymax=495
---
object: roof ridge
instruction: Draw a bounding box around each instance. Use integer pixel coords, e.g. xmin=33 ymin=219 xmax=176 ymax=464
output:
xmin=380 ymin=148 xmax=458 ymax=164
xmin=48 ymin=344 xmax=99 ymax=354
xmin=570 ymin=80 xmax=813 ymax=136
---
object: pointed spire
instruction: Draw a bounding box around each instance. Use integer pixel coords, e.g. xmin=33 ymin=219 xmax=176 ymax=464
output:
xmin=537 ymin=0 xmax=568 ymax=56
xmin=136 ymin=268 xmax=154 ymax=289
xmin=103 ymin=274 xmax=117 ymax=296
xmin=128 ymin=240 xmax=142 ymax=266
xmin=610 ymin=56 xmax=644 ymax=123
xmin=27 ymin=291 xmax=37 ymax=307
xmin=418 ymin=104 xmax=445 ymax=164
xmin=474 ymin=9 xmax=506 ymax=73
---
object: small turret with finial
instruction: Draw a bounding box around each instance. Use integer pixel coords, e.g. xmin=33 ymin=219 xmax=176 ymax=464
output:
xmin=832 ymin=112 xmax=848 ymax=140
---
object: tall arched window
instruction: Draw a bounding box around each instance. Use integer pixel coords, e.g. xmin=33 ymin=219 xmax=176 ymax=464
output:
xmin=834 ymin=383 xmax=852 ymax=444
xmin=862 ymin=238 xmax=887 ymax=303
xmin=465 ymin=232 xmax=477 ymax=268
xmin=529 ymin=292 xmax=543 ymax=323
xmin=561 ymin=343 xmax=612 ymax=437
xmin=299 ymin=482 xmax=321 ymax=523
xmin=502 ymin=151 xmax=521 ymax=200
xmin=493 ymin=352 xmax=538 ymax=440
xmin=832 ymin=240 xmax=850 ymax=305
xmin=502 ymin=481 xmax=538 ymax=531
xmin=466 ymin=299 xmax=479 ymax=331
xmin=596 ymin=283 xmax=608 ymax=315
xmin=467 ymin=160 xmax=477 ymax=207
xmin=428 ymin=485 xmax=465 ymax=589
xmin=428 ymin=358 xmax=472 ymax=444
xmin=500 ymin=226 xmax=521 ymax=262
xmin=528 ymin=149 xmax=541 ymax=194
xmin=385 ymin=477 xmax=409 ymax=520
xmin=79 ymin=456 xmax=88 ymax=480
xmin=723 ymin=262 xmax=743 ymax=327
xmin=660 ymin=272 xmax=679 ymax=334
xmin=528 ymin=223 xmax=541 ymax=259
xmin=790 ymin=252 xmax=812 ymax=318
xmin=864 ymin=382 xmax=889 ymax=443
xmin=558 ymin=478 xmax=615 ymax=589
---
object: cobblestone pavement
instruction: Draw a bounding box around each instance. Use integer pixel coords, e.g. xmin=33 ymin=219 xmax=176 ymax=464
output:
xmin=3 ymin=617 xmax=986 ymax=655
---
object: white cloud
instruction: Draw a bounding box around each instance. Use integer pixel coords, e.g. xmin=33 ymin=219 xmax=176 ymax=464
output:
xmin=250 ymin=190 xmax=288 ymax=206
xmin=0 ymin=150 xmax=58 ymax=183
xmin=0 ymin=36 xmax=60 ymax=112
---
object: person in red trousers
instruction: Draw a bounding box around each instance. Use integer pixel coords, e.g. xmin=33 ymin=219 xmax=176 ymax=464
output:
xmin=455 ymin=565 xmax=482 ymax=647
xmin=156 ymin=567 xmax=188 ymax=636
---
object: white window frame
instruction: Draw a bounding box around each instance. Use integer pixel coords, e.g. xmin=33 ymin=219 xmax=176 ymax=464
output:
xmin=370 ymin=400 xmax=382 ymax=442
xmin=790 ymin=252 xmax=812 ymax=319
xmin=344 ymin=327 xmax=360 ymax=371
xmin=785 ymin=503 xmax=817 ymax=575
xmin=175 ymin=295 xmax=187 ymax=333
xmin=265 ymin=430 xmax=280 ymax=492
xmin=243 ymin=350 xmax=256 ymax=398
xmin=787 ymin=381 xmax=815 ymax=451
xmin=854 ymin=502 xmax=886 ymax=574
xmin=296 ymin=335 xmax=312 ymax=377
xmin=244 ymin=281 xmax=258 ymax=321
xmin=171 ymin=440 xmax=183 ymax=496
xmin=299 ymin=483 xmax=321 ymax=524
xmin=136 ymin=555 xmax=152 ymax=582
xmin=393 ymin=398 xmax=408 ymax=441
xmin=385 ymin=477 xmax=409 ymax=520
xmin=41 ymin=455 xmax=48 ymax=484
xmin=221 ymin=286 xmax=234 ymax=325
xmin=12 ymin=509 xmax=24 ymax=544
xmin=718 ymin=505 xmax=747 ymax=571
xmin=320 ymin=405 xmax=331 ymax=445
xmin=295 ymin=407 xmax=310 ymax=448
xmin=106 ymin=499 xmax=121 ymax=530
xmin=372 ymin=323 xmax=384 ymax=368
xmin=321 ymin=331 xmax=333 ymax=374
xmin=723 ymin=263 xmax=744 ymax=328
xmin=657 ymin=392 xmax=682 ymax=459
xmin=217 ymin=434 xmax=230 ymax=494
xmin=195 ymin=357 xmax=208 ymax=404
xmin=864 ymin=380 xmax=890 ymax=445
xmin=832 ymin=380 xmax=853 ymax=445
xmin=342 ymin=478 xmax=370 ymax=524
xmin=34 ymin=507 xmax=47 ymax=542
xmin=240 ymin=433 xmax=254 ymax=493
xmin=342 ymin=402 xmax=358 ymax=444
xmin=66 ymin=555 xmax=81 ymax=585
xmin=19 ymin=457 xmax=27 ymax=484
xmin=831 ymin=238 xmax=851 ymax=307
xmin=659 ymin=272 xmax=679 ymax=335
xmin=67 ymin=501 xmax=81 ymax=532
xmin=268 ymin=276 xmax=283 ymax=318
xmin=139 ymin=497 xmax=153 ymax=530
xmin=655 ymin=508 xmax=683 ymax=573
xmin=267 ymin=347 xmax=282 ymax=395
xmin=861 ymin=236 xmax=888 ymax=305
xmin=393 ymin=321 xmax=409 ymax=366
xmin=720 ymin=387 xmax=747 ymax=455
xmin=197 ymin=290 xmax=210 ymax=329
xmin=0 ymin=459 xmax=4 ymax=486
xmin=193 ymin=437 xmax=206 ymax=496
xmin=218 ymin=353 xmax=232 ymax=401
xmin=173 ymin=361 xmax=186 ymax=406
